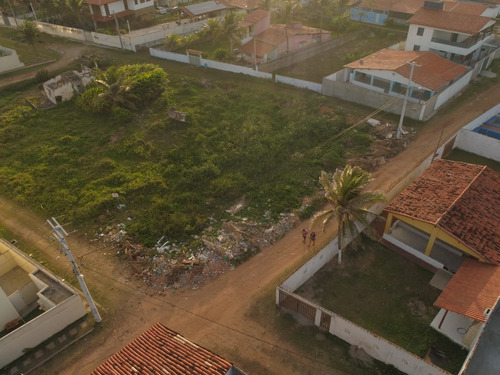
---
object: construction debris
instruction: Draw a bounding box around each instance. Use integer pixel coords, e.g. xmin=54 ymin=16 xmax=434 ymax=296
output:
xmin=94 ymin=211 xmax=299 ymax=291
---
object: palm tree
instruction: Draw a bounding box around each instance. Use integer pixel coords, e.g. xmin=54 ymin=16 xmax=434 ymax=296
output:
xmin=221 ymin=11 xmax=244 ymax=54
xmin=19 ymin=21 xmax=40 ymax=57
xmin=313 ymin=0 xmax=332 ymax=43
xmin=311 ymin=165 xmax=386 ymax=263
xmin=278 ymin=0 xmax=301 ymax=53
xmin=95 ymin=66 xmax=139 ymax=111
xmin=65 ymin=0 xmax=86 ymax=28
xmin=203 ymin=18 xmax=222 ymax=45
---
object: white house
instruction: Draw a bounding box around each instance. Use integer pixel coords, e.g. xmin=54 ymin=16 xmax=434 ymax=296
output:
xmin=84 ymin=0 xmax=154 ymax=23
xmin=322 ymin=48 xmax=471 ymax=120
xmin=405 ymin=1 xmax=499 ymax=71
xmin=43 ymin=69 xmax=94 ymax=105
xmin=0 ymin=239 xmax=88 ymax=369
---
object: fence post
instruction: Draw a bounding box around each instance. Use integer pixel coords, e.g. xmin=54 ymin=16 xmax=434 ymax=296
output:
xmin=314 ymin=309 xmax=321 ymax=326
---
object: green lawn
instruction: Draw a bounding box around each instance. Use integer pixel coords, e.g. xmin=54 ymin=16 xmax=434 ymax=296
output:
xmin=295 ymin=237 xmax=468 ymax=374
xmin=0 ymin=27 xmax=59 ymax=65
xmin=0 ymin=52 xmax=379 ymax=252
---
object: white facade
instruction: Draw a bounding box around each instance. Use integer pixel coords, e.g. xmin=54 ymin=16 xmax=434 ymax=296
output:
xmin=0 ymin=240 xmax=87 ymax=368
xmin=43 ymin=69 xmax=94 ymax=105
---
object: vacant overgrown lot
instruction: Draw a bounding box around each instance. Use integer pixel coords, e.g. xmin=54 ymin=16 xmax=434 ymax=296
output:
xmin=0 ymin=67 xmax=376 ymax=251
xmin=296 ymin=237 xmax=468 ymax=374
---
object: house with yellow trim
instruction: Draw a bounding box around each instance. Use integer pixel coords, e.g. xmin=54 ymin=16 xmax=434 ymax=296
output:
xmin=382 ymin=159 xmax=499 ymax=273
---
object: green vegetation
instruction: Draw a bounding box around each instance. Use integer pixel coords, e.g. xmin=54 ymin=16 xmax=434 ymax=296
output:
xmin=0 ymin=28 xmax=58 ymax=66
xmin=0 ymin=62 xmax=376 ymax=251
xmin=312 ymin=165 xmax=385 ymax=260
xmin=249 ymin=286 xmax=405 ymax=374
xmin=446 ymin=149 xmax=500 ymax=173
xmin=296 ymin=237 xmax=468 ymax=374
xmin=277 ymin=27 xmax=406 ymax=82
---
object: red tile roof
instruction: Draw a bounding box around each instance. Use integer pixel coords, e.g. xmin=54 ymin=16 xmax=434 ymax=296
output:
xmin=385 ymin=159 xmax=500 ymax=264
xmin=443 ymin=1 xmax=488 ymax=16
xmin=408 ymin=8 xmax=493 ymax=34
xmin=223 ymin=0 xmax=260 ymax=10
xmin=435 ymin=258 xmax=500 ymax=321
xmin=241 ymin=9 xmax=270 ymax=27
xmin=91 ymin=323 xmax=234 ymax=375
xmin=345 ymin=49 xmax=468 ymax=91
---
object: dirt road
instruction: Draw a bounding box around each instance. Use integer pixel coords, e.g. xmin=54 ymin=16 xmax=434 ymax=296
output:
xmin=0 ymin=44 xmax=87 ymax=88
xmin=0 ymin=74 xmax=499 ymax=373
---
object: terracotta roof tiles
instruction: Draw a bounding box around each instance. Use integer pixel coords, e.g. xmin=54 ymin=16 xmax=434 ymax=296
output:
xmin=241 ymin=9 xmax=270 ymax=27
xmin=345 ymin=49 xmax=468 ymax=91
xmin=408 ymin=8 xmax=493 ymax=34
xmin=435 ymin=258 xmax=500 ymax=321
xmin=91 ymin=323 xmax=235 ymax=375
xmin=385 ymin=159 xmax=500 ymax=264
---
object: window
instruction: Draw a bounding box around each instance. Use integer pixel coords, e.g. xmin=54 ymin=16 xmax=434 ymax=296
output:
xmin=413 ymin=45 xmax=420 ymax=51
xmin=417 ymin=27 xmax=424 ymax=36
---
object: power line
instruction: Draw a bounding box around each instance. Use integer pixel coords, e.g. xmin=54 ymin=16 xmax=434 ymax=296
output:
xmin=81 ymin=263 xmax=358 ymax=375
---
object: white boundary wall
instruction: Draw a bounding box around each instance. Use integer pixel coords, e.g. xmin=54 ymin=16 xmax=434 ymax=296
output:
xmin=150 ymin=47 xmax=273 ymax=79
xmin=277 ymin=129 xmax=461 ymax=374
xmin=453 ymin=103 xmax=500 ymax=162
xmin=278 ymin=289 xmax=452 ymax=375
xmin=434 ymin=70 xmax=473 ymax=109
xmin=275 ymin=75 xmax=322 ymax=93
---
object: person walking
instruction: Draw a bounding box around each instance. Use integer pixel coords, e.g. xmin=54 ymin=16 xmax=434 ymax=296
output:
xmin=302 ymin=228 xmax=308 ymax=242
xmin=309 ymin=231 xmax=316 ymax=246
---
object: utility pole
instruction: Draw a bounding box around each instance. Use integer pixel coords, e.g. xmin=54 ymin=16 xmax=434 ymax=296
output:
xmin=396 ymin=61 xmax=421 ymax=139
xmin=47 ymin=217 xmax=102 ymax=323
xmin=112 ymin=11 xmax=124 ymax=50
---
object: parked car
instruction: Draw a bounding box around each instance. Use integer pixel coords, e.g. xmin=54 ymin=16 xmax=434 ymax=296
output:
xmin=156 ymin=6 xmax=168 ymax=14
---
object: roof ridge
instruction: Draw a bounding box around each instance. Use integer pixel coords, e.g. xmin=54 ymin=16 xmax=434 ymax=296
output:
xmin=435 ymin=164 xmax=487 ymax=226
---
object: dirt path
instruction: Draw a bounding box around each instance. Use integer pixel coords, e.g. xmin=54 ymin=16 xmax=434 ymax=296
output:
xmin=0 ymin=44 xmax=88 ymax=88
xmin=0 ymin=74 xmax=499 ymax=373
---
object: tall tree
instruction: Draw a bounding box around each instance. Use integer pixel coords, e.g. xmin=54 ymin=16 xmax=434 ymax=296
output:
xmin=65 ymin=0 xmax=86 ymax=28
xmin=311 ymin=165 xmax=386 ymax=263
xmin=95 ymin=66 xmax=139 ymax=110
xmin=203 ymin=18 xmax=222 ymax=45
xmin=19 ymin=21 xmax=40 ymax=57
xmin=221 ymin=11 xmax=244 ymax=54
xmin=278 ymin=0 xmax=301 ymax=53
xmin=313 ymin=0 xmax=332 ymax=42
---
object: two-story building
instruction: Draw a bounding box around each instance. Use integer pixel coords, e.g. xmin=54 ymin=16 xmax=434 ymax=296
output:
xmin=84 ymin=0 xmax=154 ymax=23
xmin=405 ymin=1 xmax=499 ymax=73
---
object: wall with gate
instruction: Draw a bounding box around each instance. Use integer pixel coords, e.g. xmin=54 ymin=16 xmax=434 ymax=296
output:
xmin=277 ymin=288 xmax=452 ymax=375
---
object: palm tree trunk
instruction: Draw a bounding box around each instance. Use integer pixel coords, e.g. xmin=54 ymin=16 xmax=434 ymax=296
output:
xmin=337 ymin=221 xmax=342 ymax=264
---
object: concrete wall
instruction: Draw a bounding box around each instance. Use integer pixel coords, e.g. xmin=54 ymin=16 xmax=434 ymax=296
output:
xmin=150 ymin=47 xmax=273 ymax=79
xmin=433 ymin=70 xmax=472 ymax=109
xmin=0 ymin=46 xmax=24 ymax=73
xmin=278 ymin=289 xmax=451 ymax=375
xmin=0 ymin=288 xmax=20 ymax=333
xmin=0 ymin=294 xmax=87 ymax=368
xmin=453 ymin=103 xmax=500 ymax=161
xmin=275 ymin=75 xmax=322 ymax=93
xmin=36 ymin=21 xmax=86 ymax=42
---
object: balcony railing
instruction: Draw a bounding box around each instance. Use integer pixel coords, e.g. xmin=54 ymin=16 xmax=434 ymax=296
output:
xmin=431 ymin=32 xmax=492 ymax=49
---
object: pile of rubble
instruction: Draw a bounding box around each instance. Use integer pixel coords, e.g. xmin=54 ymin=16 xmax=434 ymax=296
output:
xmin=347 ymin=121 xmax=416 ymax=171
xmin=94 ymin=211 xmax=299 ymax=291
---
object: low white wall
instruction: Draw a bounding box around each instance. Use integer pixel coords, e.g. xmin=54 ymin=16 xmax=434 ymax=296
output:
xmin=0 ymin=294 xmax=87 ymax=368
xmin=382 ymin=233 xmax=444 ymax=269
xmin=434 ymin=71 xmax=472 ymax=110
xmin=275 ymin=75 xmax=322 ymax=93
xmin=453 ymin=103 xmax=500 ymax=162
xmin=150 ymin=47 xmax=273 ymax=79
xmin=278 ymin=289 xmax=451 ymax=375
xmin=35 ymin=21 xmax=86 ymax=42
xmin=0 ymin=47 xmax=24 ymax=73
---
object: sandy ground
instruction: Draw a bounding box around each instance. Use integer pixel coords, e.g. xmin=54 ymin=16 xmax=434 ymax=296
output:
xmin=0 ymin=46 xmax=499 ymax=374
xmin=0 ymin=44 xmax=87 ymax=88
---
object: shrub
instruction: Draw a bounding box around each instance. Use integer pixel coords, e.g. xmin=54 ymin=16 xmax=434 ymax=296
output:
xmin=113 ymin=107 xmax=133 ymax=123
xmin=76 ymin=86 xmax=110 ymax=112
xmin=34 ymin=69 xmax=50 ymax=83
xmin=214 ymin=48 xmax=229 ymax=61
